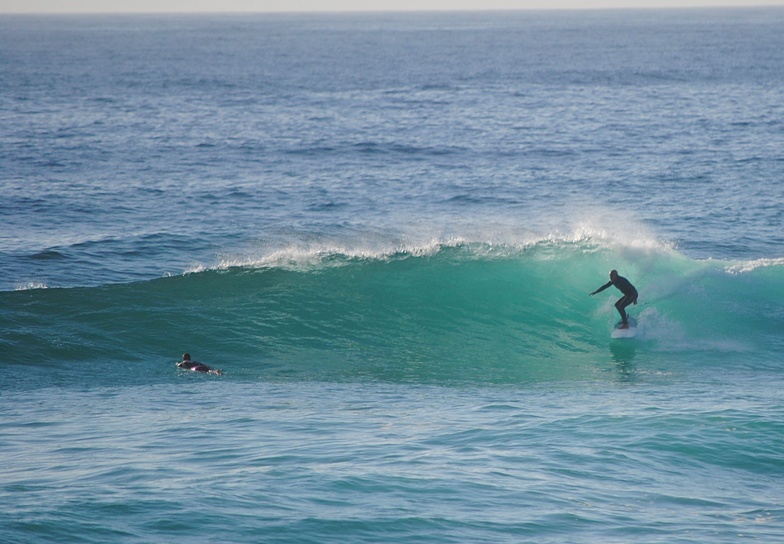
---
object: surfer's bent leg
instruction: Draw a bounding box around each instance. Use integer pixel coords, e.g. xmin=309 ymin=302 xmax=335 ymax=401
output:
xmin=615 ymin=295 xmax=632 ymax=324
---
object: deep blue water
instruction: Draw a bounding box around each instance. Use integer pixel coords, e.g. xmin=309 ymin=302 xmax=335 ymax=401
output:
xmin=1 ymin=9 xmax=784 ymax=543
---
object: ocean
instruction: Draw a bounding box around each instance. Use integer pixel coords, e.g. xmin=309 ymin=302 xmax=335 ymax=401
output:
xmin=1 ymin=7 xmax=783 ymax=543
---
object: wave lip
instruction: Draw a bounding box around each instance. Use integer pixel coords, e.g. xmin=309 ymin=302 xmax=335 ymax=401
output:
xmin=724 ymin=257 xmax=784 ymax=274
xmin=210 ymin=222 xmax=679 ymax=275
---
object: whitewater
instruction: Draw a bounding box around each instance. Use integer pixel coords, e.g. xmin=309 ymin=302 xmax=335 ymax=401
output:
xmin=2 ymin=8 xmax=784 ymax=543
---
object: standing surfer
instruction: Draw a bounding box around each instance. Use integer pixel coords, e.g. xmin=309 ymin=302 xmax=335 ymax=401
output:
xmin=590 ymin=270 xmax=638 ymax=329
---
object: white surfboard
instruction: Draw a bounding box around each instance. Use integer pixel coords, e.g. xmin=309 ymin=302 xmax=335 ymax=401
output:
xmin=611 ymin=317 xmax=637 ymax=339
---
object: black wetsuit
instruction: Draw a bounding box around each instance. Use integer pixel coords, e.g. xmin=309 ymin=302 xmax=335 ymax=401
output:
xmin=593 ymin=275 xmax=638 ymax=324
xmin=177 ymin=361 xmax=211 ymax=372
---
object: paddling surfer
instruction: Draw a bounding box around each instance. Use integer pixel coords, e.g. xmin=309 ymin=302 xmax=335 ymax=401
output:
xmin=177 ymin=353 xmax=222 ymax=375
xmin=590 ymin=270 xmax=638 ymax=329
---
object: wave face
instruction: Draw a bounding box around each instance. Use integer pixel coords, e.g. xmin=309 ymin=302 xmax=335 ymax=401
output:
xmin=3 ymin=240 xmax=782 ymax=388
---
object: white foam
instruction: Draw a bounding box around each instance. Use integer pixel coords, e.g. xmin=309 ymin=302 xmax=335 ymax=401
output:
xmin=185 ymin=206 xmax=678 ymax=275
xmin=635 ymin=307 xmax=753 ymax=354
xmin=634 ymin=307 xmax=684 ymax=345
xmin=566 ymin=214 xmax=676 ymax=255
xmin=214 ymin=237 xmax=462 ymax=272
xmin=15 ymin=281 xmax=49 ymax=291
xmin=724 ymin=257 xmax=784 ymax=275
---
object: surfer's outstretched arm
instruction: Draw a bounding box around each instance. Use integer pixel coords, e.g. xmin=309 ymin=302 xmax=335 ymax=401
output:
xmin=590 ymin=281 xmax=612 ymax=296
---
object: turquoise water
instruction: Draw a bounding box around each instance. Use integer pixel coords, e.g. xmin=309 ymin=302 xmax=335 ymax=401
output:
xmin=2 ymin=9 xmax=784 ymax=543
xmin=3 ymin=242 xmax=783 ymax=388
xmin=4 ymin=381 xmax=783 ymax=543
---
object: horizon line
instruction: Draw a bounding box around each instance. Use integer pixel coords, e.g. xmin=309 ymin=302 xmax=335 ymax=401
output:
xmin=2 ymin=3 xmax=783 ymax=15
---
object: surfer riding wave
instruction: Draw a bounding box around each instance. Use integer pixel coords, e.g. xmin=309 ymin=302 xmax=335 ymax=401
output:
xmin=590 ymin=270 xmax=638 ymax=329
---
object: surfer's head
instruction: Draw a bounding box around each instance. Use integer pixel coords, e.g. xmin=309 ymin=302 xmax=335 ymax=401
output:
xmin=609 ymin=270 xmax=618 ymax=280
xmin=182 ymin=353 xmax=191 ymax=361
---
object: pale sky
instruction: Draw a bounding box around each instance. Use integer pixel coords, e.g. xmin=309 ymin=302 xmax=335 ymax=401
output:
xmin=2 ymin=0 xmax=784 ymax=14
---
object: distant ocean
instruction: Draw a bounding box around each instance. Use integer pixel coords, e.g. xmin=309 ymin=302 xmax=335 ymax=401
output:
xmin=2 ymin=8 xmax=783 ymax=543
